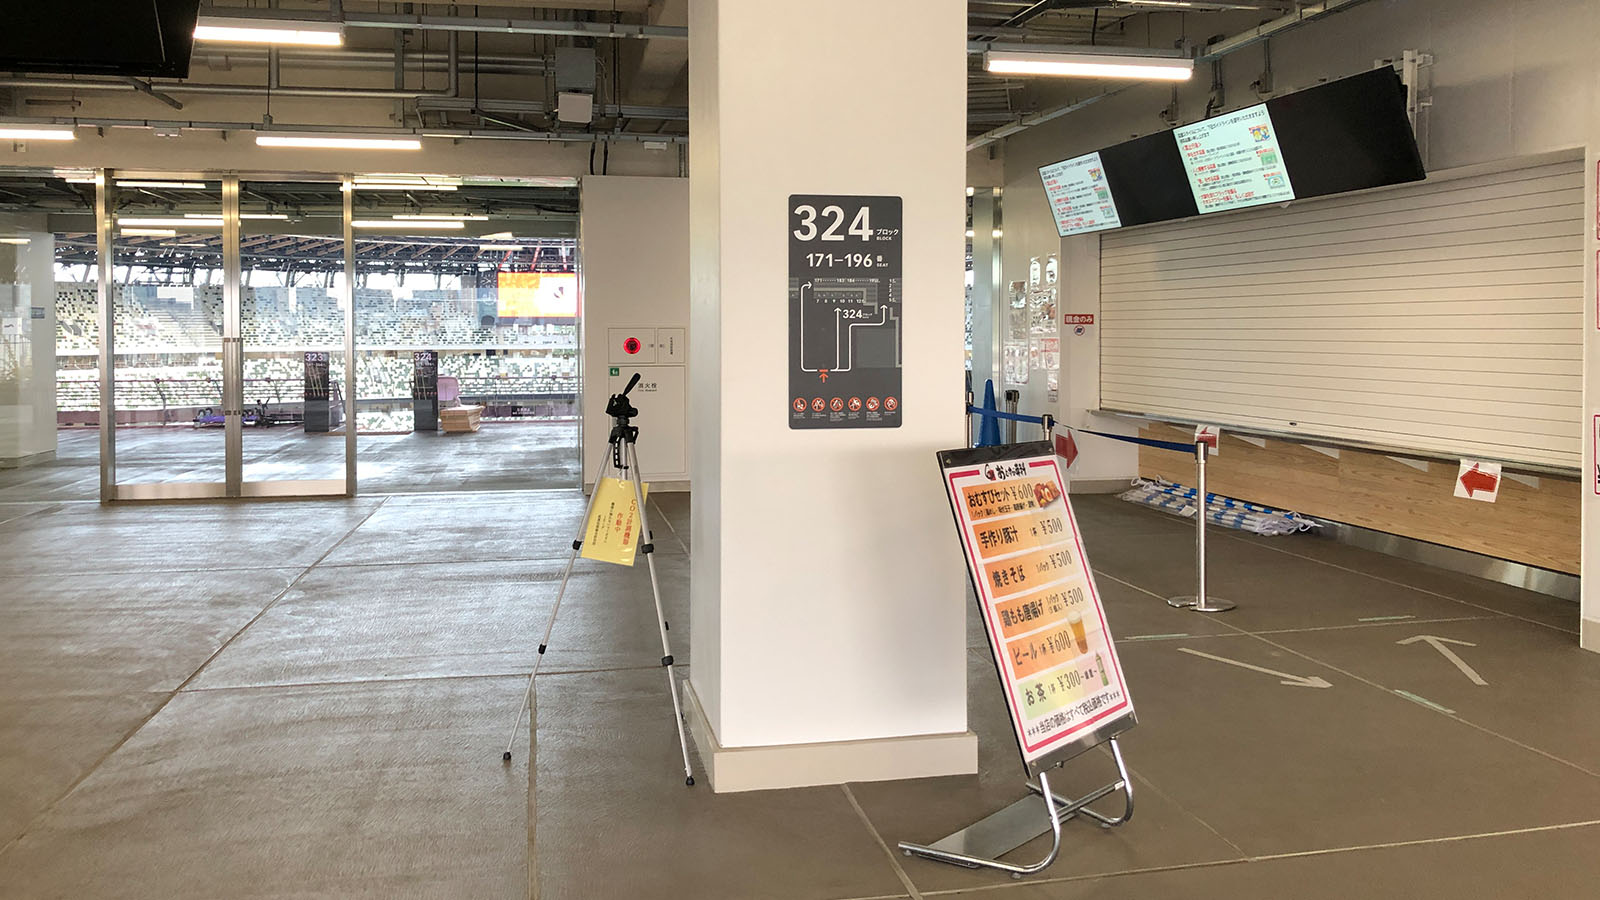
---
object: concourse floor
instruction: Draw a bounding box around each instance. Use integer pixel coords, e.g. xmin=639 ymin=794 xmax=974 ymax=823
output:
xmin=0 ymin=489 xmax=1595 ymax=899
xmin=0 ymin=419 xmax=583 ymax=501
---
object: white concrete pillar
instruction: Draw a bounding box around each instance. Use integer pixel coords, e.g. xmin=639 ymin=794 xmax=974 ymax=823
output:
xmin=686 ymin=0 xmax=976 ymax=791
xmin=1583 ymin=145 xmax=1600 ymax=651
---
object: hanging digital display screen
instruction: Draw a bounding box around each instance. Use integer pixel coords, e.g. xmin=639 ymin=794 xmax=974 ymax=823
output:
xmin=1036 ymin=67 xmax=1424 ymax=237
xmin=1174 ymin=103 xmax=1295 ymax=213
xmin=1040 ymin=151 xmax=1122 ymax=237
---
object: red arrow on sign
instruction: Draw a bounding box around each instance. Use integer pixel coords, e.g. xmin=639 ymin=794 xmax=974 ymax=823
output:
xmin=1459 ymin=464 xmax=1499 ymax=497
xmin=818 ymin=369 xmax=830 ymax=383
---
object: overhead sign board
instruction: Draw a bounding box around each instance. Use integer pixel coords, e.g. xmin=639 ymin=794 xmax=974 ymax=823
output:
xmin=939 ymin=442 xmax=1136 ymax=774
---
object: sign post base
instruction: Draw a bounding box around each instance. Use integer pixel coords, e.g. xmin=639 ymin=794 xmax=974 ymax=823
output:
xmin=898 ymin=737 xmax=1133 ymax=879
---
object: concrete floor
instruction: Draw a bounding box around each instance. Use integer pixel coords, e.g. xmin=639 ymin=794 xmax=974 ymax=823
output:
xmin=1 ymin=487 xmax=1597 ymax=898
xmin=0 ymin=421 xmax=583 ymax=501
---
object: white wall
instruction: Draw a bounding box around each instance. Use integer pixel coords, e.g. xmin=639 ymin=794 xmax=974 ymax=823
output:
xmin=689 ymin=0 xmax=971 ymax=768
xmin=578 ymin=175 xmax=691 ymax=487
xmin=990 ymin=0 xmax=1597 ymax=484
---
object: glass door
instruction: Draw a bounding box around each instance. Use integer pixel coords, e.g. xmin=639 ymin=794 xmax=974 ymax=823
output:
xmin=105 ymin=174 xmax=227 ymax=499
xmin=92 ymin=171 xmax=353 ymax=500
xmin=238 ymin=178 xmax=351 ymax=496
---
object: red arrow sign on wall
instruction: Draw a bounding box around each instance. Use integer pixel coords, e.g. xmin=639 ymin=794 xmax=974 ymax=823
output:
xmin=1458 ymin=464 xmax=1499 ymax=498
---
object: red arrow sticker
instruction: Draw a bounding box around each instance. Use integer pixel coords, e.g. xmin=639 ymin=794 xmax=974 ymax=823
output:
xmin=1454 ymin=459 xmax=1502 ymax=503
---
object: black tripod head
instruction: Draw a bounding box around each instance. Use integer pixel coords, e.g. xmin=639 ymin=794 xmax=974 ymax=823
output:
xmin=607 ymin=373 xmax=642 ymax=465
xmin=606 ymin=372 xmax=641 ymax=424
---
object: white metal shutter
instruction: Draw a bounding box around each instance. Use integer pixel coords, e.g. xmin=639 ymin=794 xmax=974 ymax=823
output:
xmin=1098 ymin=153 xmax=1584 ymax=470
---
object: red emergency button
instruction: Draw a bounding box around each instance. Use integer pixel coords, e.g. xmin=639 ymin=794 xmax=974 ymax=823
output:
xmin=623 ymin=337 xmax=642 ymax=355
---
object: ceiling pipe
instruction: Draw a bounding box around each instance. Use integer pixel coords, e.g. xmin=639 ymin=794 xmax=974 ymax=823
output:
xmin=0 ymin=115 xmax=686 ymax=144
xmin=965 ymin=0 xmax=1375 ymax=150
xmin=0 ymin=76 xmax=445 ymax=100
xmin=200 ymin=6 xmax=688 ymax=40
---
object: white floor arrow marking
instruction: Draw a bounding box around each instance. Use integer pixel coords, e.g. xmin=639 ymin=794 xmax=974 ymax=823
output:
xmin=1177 ymin=647 xmax=1333 ymax=688
xmin=1396 ymin=635 xmax=1487 ymax=686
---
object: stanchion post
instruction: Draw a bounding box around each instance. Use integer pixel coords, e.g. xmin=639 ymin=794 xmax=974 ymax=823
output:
xmin=1041 ymin=413 xmax=1054 ymax=442
xmin=1166 ymin=440 xmax=1236 ymax=613
xmin=966 ymin=390 xmax=975 ymax=449
xmin=1004 ymin=390 xmax=1019 ymax=444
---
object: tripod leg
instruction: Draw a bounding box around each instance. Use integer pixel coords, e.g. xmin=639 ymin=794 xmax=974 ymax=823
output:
xmin=502 ymin=456 xmax=611 ymax=762
xmin=626 ymin=440 xmax=696 ymax=787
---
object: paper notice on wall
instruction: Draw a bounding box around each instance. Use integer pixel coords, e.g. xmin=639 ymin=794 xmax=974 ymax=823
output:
xmin=1454 ymin=460 xmax=1501 ymax=503
xmin=581 ymin=477 xmax=650 ymax=566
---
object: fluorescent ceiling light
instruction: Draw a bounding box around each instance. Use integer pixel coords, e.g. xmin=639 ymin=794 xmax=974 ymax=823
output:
xmin=0 ymin=237 xmax=30 ymax=244
xmin=116 ymin=180 xmax=209 ymax=189
xmin=984 ymin=49 xmax=1193 ymax=81
xmin=257 ymin=133 xmax=421 ymax=150
xmin=194 ymin=16 xmax=343 ymax=47
xmin=64 ymin=177 xmax=98 ymax=185
xmin=118 ymin=217 xmax=222 ymax=227
xmin=0 ymin=126 xmax=75 ymax=141
xmin=393 ymin=214 xmax=488 ymax=221
xmin=478 ymin=244 xmax=524 ymax=251
xmin=352 ymin=220 xmax=466 ymax=230
xmin=120 ymin=228 xmax=177 ymax=237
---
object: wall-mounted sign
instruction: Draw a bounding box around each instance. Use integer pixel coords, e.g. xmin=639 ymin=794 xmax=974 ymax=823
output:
xmin=939 ymin=442 xmax=1136 ymax=773
xmin=788 ymin=194 xmax=902 ymax=429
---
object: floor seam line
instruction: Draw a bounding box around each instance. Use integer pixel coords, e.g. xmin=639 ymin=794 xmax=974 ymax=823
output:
xmin=1221 ymin=531 xmax=1577 ymax=635
xmin=1099 ymin=570 xmax=1600 ymax=782
xmin=918 ymin=819 xmax=1600 ymax=895
xmin=0 ymin=494 xmax=393 ymax=860
xmin=841 ymin=784 xmax=924 ymax=900
xmin=177 ymin=662 xmax=685 ymax=694
xmin=648 ymin=497 xmax=690 ymax=555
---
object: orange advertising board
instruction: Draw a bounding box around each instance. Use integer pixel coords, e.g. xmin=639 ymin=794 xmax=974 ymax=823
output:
xmin=939 ymin=443 xmax=1135 ymax=773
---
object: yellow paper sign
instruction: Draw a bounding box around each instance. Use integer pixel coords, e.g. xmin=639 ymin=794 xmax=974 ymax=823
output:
xmin=581 ymin=477 xmax=650 ymax=566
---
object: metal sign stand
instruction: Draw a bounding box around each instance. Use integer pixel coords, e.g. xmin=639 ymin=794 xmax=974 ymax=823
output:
xmin=500 ymin=373 xmax=696 ymax=787
xmin=1166 ymin=439 xmax=1236 ymax=613
xmin=898 ymin=739 xmax=1133 ymax=878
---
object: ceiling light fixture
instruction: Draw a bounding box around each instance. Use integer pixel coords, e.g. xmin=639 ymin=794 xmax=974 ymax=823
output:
xmin=194 ymin=16 xmax=344 ymax=47
xmin=984 ymin=48 xmax=1194 ymax=81
xmin=0 ymin=126 xmax=75 ymax=141
xmin=478 ymin=244 xmax=524 ymax=251
xmin=120 ymin=228 xmax=178 ymax=237
xmin=351 ymin=220 xmax=466 ymax=230
xmin=257 ymin=133 xmax=422 ymax=150
xmin=0 ymin=237 xmax=30 ymax=245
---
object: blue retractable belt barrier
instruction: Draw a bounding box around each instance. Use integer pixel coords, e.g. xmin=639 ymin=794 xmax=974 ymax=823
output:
xmin=966 ymin=406 xmax=1047 ymax=426
xmin=1071 ymin=428 xmax=1196 ymax=455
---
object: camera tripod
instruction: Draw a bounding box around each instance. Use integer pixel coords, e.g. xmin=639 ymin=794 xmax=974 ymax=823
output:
xmin=500 ymin=373 xmax=696 ymax=787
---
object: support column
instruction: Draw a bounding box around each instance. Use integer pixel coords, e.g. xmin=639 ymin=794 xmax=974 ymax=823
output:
xmin=1583 ymin=141 xmax=1600 ymax=651
xmin=687 ymin=0 xmax=976 ymax=791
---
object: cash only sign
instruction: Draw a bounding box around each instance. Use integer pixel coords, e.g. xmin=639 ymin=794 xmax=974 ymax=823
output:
xmin=940 ymin=442 xmax=1136 ymax=772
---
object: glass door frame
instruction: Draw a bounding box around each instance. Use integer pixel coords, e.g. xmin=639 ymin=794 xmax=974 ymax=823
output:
xmin=96 ymin=168 xmax=357 ymax=502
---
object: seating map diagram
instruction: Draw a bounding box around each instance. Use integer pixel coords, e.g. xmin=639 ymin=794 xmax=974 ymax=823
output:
xmin=787 ymin=194 xmax=903 ymax=429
